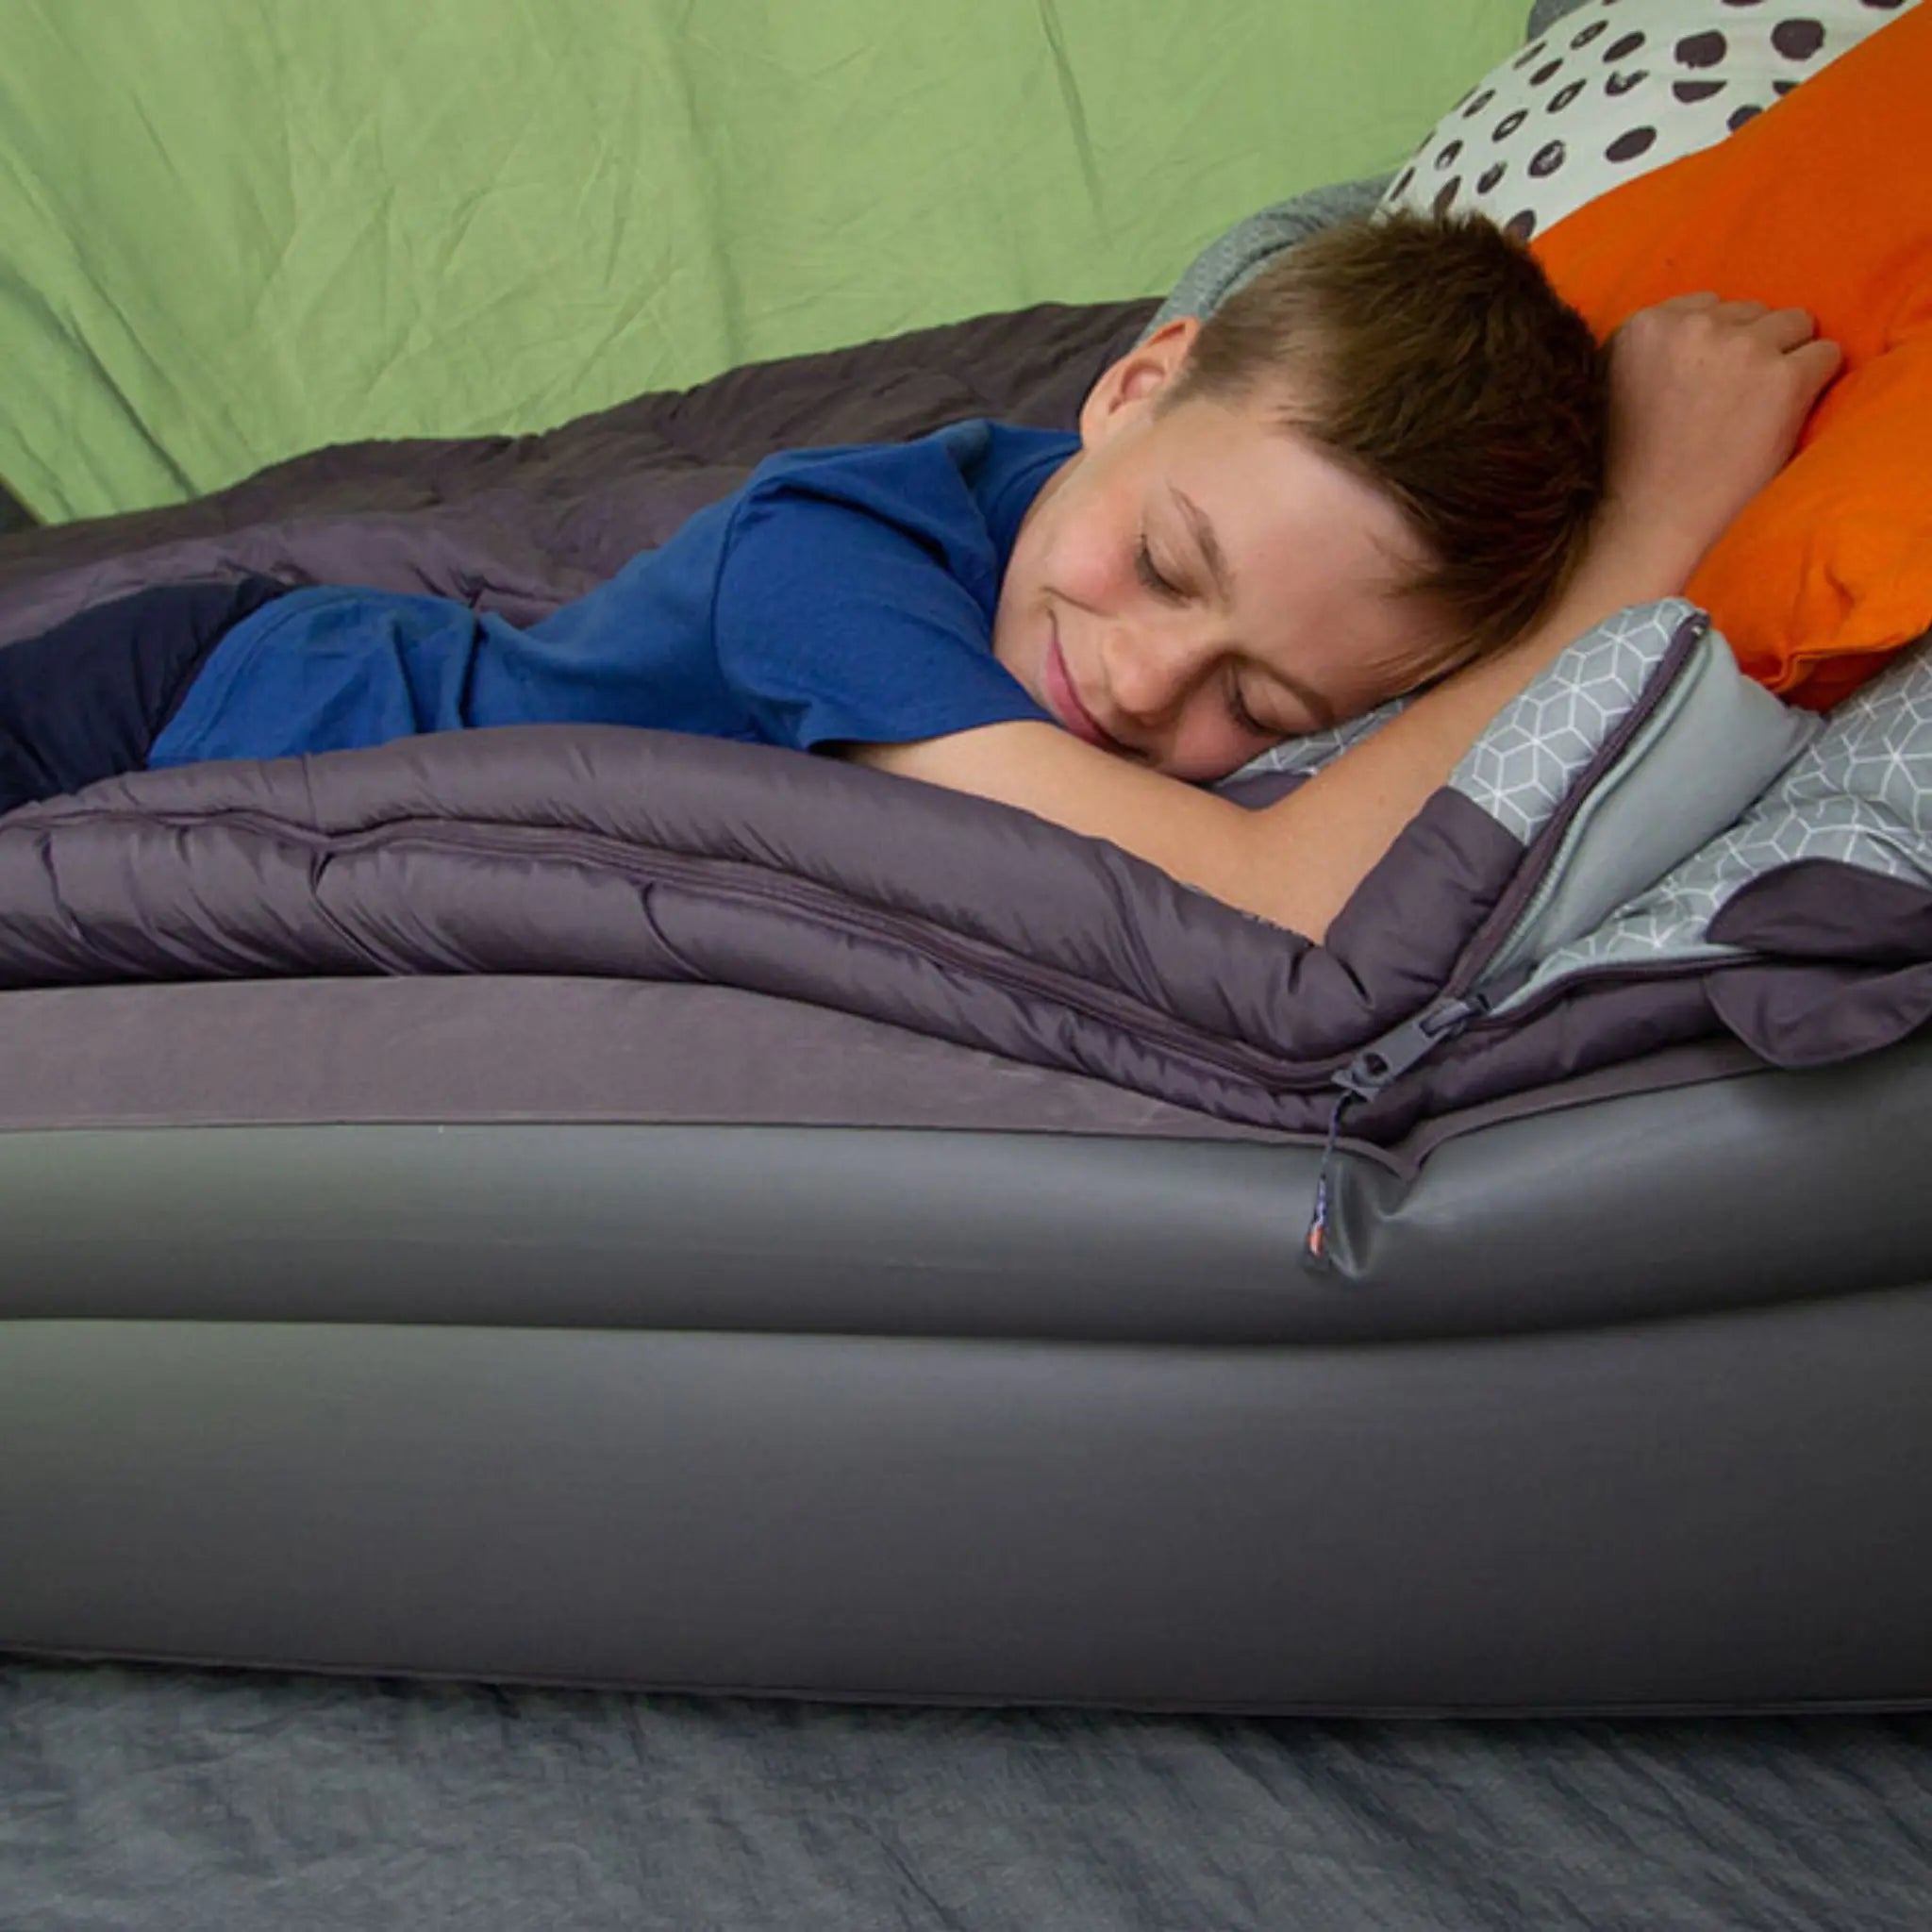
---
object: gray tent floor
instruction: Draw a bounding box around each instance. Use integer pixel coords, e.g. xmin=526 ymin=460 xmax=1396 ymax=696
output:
xmin=5 ymin=1664 xmax=1932 ymax=1930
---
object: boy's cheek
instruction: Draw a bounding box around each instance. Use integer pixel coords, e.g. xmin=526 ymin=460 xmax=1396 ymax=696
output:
xmin=1044 ymin=542 xmax=1133 ymax=625
xmin=1161 ymin=715 xmax=1268 ymax=787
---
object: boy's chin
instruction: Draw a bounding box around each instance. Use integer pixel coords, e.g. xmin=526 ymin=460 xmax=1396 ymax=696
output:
xmin=1119 ymin=741 xmax=1256 ymax=787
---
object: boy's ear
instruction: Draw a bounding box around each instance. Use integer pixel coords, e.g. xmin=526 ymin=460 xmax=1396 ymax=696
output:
xmin=1079 ymin=316 xmax=1202 ymax=443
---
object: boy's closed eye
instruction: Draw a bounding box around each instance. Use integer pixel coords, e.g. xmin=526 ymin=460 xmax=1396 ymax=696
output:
xmin=1132 ymin=532 xmax=1312 ymax=743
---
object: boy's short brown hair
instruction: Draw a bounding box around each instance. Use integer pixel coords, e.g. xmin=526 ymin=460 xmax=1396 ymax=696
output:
xmin=1152 ymin=210 xmax=1608 ymax=665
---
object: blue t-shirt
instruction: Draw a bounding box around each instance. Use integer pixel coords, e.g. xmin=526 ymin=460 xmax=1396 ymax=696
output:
xmin=147 ymin=418 xmax=1077 ymax=770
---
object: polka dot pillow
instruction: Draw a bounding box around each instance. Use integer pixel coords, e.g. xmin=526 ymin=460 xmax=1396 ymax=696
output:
xmin=1382 ymin=0 xmax=1919 ymax=243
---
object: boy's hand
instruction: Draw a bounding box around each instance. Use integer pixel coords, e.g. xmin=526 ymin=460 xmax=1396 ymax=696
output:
xmin=1603 ymin=292 xmax=1843 ymax=582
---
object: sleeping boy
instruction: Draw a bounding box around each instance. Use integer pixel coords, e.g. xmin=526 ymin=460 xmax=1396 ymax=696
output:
xmin=0 ymin=211 xmax=1838 ymax=941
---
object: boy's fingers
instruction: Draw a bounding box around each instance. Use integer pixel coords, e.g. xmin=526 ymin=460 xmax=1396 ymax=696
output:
xmin=1756 ymin=305 xmax=1823 ymax=348
xmin=1789 ymin=335 xmax=1845 ymax=401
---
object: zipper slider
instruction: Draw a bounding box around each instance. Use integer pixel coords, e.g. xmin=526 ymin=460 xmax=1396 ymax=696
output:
xmin=1302 ymin=992 xmax=1489 ymax=1274
xmin=1334 ymin=992 xmax=1488 ymax=1101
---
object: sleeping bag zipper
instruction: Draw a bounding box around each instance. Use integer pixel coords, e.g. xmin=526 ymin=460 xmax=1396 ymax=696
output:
xmin=94 ymin=804 xmax=1371 ymax=1105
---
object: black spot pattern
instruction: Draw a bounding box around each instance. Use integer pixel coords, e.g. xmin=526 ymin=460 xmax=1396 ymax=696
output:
xmin=1773 ymin=18 xmax=1825 ymax=58
xmin=1397 ymin=2 xmax=1887 ymax=243
xmin=1676 ymin=30 xmax=1729 ymax=66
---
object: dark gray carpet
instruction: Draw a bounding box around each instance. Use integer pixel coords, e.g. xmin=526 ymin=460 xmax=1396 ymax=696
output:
xmin=5 ymin=1663 xmax=1932 ymax=1929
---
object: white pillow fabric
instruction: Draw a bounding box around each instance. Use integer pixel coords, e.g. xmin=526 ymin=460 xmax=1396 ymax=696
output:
xmin=1381 ymin=0 xmax=1917 ymax=242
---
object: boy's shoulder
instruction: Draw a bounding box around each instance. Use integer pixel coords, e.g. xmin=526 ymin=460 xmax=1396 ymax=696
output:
xmin=733 ymin=418 xmax=1075 ymax=574
xmin=746 ymin=416 xmax=1062 ymax=485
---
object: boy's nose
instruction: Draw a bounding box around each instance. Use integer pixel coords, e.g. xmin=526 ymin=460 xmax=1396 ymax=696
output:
xmin=1099 ymin=623 xmax=1208 ymax=733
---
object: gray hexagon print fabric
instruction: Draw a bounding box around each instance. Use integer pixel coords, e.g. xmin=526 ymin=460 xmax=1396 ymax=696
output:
xmin=1508 ymin=626 xmax=1932 ymax=1004
xmin=1450 ymin=601 xmax=1687 ymax=845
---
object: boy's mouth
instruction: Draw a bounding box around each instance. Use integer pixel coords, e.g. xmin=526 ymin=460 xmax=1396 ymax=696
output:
xmin=1043 ymin=618 xmax=1124 ymax=754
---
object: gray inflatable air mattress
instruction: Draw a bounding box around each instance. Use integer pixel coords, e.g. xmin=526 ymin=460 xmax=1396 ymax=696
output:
xmin=4 ymin=214 xmax=1932 ymax=1716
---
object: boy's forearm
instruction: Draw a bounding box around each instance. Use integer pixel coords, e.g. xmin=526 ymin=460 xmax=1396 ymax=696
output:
xmin=848 ymin=717 xmax=1266 ymax=913
xmin=851 ymin=507 xmax=1697 ymax=943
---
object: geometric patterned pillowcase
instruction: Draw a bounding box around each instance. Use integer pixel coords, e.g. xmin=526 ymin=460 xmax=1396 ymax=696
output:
xmin=1381 ymin=0 xmax=1916 ymax=243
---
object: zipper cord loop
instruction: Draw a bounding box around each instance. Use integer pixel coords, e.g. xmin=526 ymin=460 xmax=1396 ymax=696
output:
xmin=1303 ymin=1090 xmax=1353 ymax=1272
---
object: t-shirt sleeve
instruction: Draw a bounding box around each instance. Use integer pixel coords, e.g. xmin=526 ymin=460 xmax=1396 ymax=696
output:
xmin=711 ymin=486 xmax=1054 ymax=751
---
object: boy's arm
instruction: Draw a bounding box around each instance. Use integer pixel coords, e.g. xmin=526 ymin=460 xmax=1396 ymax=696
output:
xmin=847 ymin=295 xmax=1842 ymax=941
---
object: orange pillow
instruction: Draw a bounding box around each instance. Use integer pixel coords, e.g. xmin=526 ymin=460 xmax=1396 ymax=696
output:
xmin=1531 ymin=1 xmax=1932 ymax=710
